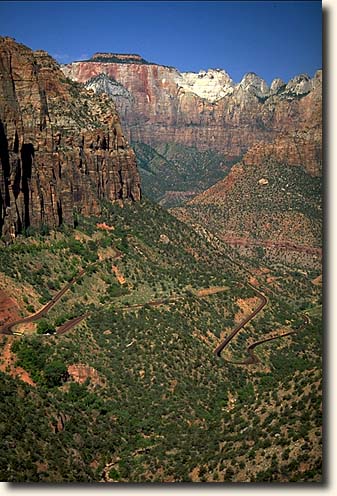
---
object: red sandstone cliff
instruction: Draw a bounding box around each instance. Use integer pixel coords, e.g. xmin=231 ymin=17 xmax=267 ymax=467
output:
xmin=62 ymin=56 xmax=322 ymax=176
xmin=0 ymin=38 xmax=141 ymax=241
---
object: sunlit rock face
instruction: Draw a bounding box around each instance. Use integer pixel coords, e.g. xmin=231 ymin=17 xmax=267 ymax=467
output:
xmin=174 ymin=69 xmax=235 ymax=102
xmin=0 ymin=37 xmax=141 ymax=240
xmin=63 ymin=54 xmax=322 ymax=176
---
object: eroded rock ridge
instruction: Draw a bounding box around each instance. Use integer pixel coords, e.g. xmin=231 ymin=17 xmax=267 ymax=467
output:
xmin=63 ymin=54 xmax=322 ymax=176
xmin=0 ymin=38 xmax=141 ymax=240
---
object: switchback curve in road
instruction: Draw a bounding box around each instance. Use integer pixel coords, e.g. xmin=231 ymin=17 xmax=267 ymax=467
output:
xmin=0 ymin=250 xmax=122 ymax=335
xmin=214 ymin=279 xmax=309 ymax=365
xmin=0 ymin=270 xmax=85 ymax=335
xmin=224 ymin=314 xmax=309 ymax=366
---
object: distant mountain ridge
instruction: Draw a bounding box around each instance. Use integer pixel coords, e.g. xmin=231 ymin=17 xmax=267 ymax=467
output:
xmin=83 ymin=52 xmax=154 ymax=65
xmin=62 ymin=53 xmax=322 ymax=183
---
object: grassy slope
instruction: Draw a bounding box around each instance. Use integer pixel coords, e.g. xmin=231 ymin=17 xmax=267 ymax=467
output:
xmin=0 ymin=199 xmax=322 ymax=482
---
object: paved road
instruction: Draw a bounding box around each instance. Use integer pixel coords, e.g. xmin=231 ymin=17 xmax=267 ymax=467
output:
xmin=0 ymin=249 xmax=122 ymax=336
xmin=56 ymin=314 xmax=90 ymax=335
xmin=0 ymin=270 xmax=85 ymax=335
xmin=214 ymin=283 xmax=267 ymax=357
xmin=214 ymin=279 xmax=309 ymax=365
xmin=1 ymin=241 xmax=309 ymax=366
xmin=226 ymin=314 xmax=310 ymax=365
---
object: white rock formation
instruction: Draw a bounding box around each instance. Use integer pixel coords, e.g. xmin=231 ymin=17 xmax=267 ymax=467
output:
xmin=284 ymin=74 xmax=313 ymax=96
xmin=174 ymin=69 xmax=235 ymax=102
xmin=238 ymin=72 xmax=269 ymax=97
xmin=270 ymin=78 xmax=286 ymax=95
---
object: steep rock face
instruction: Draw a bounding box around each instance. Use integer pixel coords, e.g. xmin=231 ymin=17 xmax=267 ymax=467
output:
xmin=0 ymin=38 xmax=141 ymax=240
xmin=84 ymin=73 xmax=134 ymax=121
xmin=167 ymin=66 xmax=322 ymax=265
xmin=175 ymin=69 xmax=235 ymax=102
xmin=241 ymin=130 xmax=321 ymax=177
xmin=62 ymin=56 xmax=322 ymax=176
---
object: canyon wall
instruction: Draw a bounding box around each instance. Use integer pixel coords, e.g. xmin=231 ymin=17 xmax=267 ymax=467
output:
xmin=0 ymin=38 xmax=141 ymax=240
xmin=63 ymin=55 xmax=322 ymax=176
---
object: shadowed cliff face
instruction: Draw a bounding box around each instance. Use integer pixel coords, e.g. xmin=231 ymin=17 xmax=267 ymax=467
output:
xmin=0 ymin=37 xmax=141 ymax=241
xmin=62 ymin=56 xmax=322 ymax=177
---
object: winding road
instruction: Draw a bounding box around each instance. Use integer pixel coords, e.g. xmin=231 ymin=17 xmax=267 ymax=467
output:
xmin=0 ymin=249 xmax=122 ymax=336
xmin=213 ymin=281 xmax=309 ymax=365
xmin=214 ymin=283 xmax=267 ymax=358
xmin=226 ymin=314 xmax=310 ymax=365
xmin=1 ymin=240 xmax=309 ymax=367
xmin=0 ymin=269 xmax=85 ymax=335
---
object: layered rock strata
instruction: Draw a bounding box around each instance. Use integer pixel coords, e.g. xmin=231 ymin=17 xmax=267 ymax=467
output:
xmin=0 ymin=37 xmax=141 ymax=240
xmin=63 ymin=56 xmax=322 ymax=176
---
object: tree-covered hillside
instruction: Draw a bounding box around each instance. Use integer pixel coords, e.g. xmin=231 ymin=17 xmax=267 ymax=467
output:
xmin=133 ymin=142 xmax=235 ymax=207
xmin=0 ymin=199 xmax=322 ymax=482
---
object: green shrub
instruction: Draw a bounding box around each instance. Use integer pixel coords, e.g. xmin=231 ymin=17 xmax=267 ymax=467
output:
xmin=37 ymin=319 xmax=55 ymax=335
xmin=44 ymin=360 xmax=69 ymax=387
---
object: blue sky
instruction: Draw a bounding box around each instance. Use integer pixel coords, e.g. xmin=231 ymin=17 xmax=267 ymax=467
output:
xmin=0 ymin=1 xmax=322 ymax=84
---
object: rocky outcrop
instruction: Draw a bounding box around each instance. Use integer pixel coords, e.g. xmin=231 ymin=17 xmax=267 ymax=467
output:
xmin=175 ymin=69 xmax=235 ymax=102
xmin=0 ymin=37 xmax=141 ymax=240
xmin=62 ymin=55 xmax=322 ymax=176
xmin=90 ymin=52 xmax=151 ymax=64
xmin=241 ymin=130 xmax=322 ymax=177
xmin=84 ymin=73 xmax=134 ymax=121
xmin=67 ymin=363 xmax=102 ymax=385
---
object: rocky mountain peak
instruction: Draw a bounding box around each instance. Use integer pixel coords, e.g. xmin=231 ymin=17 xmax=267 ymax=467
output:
xmin=239 ymin=72 xmax=269 ymax=97
xmin=175 ymin=68 xmax=235 ymax=102
xmin=284 ymin=73 xmax=312 ymax=96
xmin=92 ymin=52 xmax=142 ymax=61
xmin=89 ymin=52 xmax=150 ymax=64
xmin=313 ymin=69 xmax=322 ymax=83
xmin=62 ymin=51 xmax=321 ymax=175
xmin=270 ymin=77 xmax=286 ymax=95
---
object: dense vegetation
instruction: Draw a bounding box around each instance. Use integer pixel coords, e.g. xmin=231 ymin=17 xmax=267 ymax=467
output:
xmin=0 ymin=198 xmax=322 ymax=482
xmin=133 ymin=142 xmax=236 ymax=207
xmin=85 ymin=55 xmax=152 ymax=64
